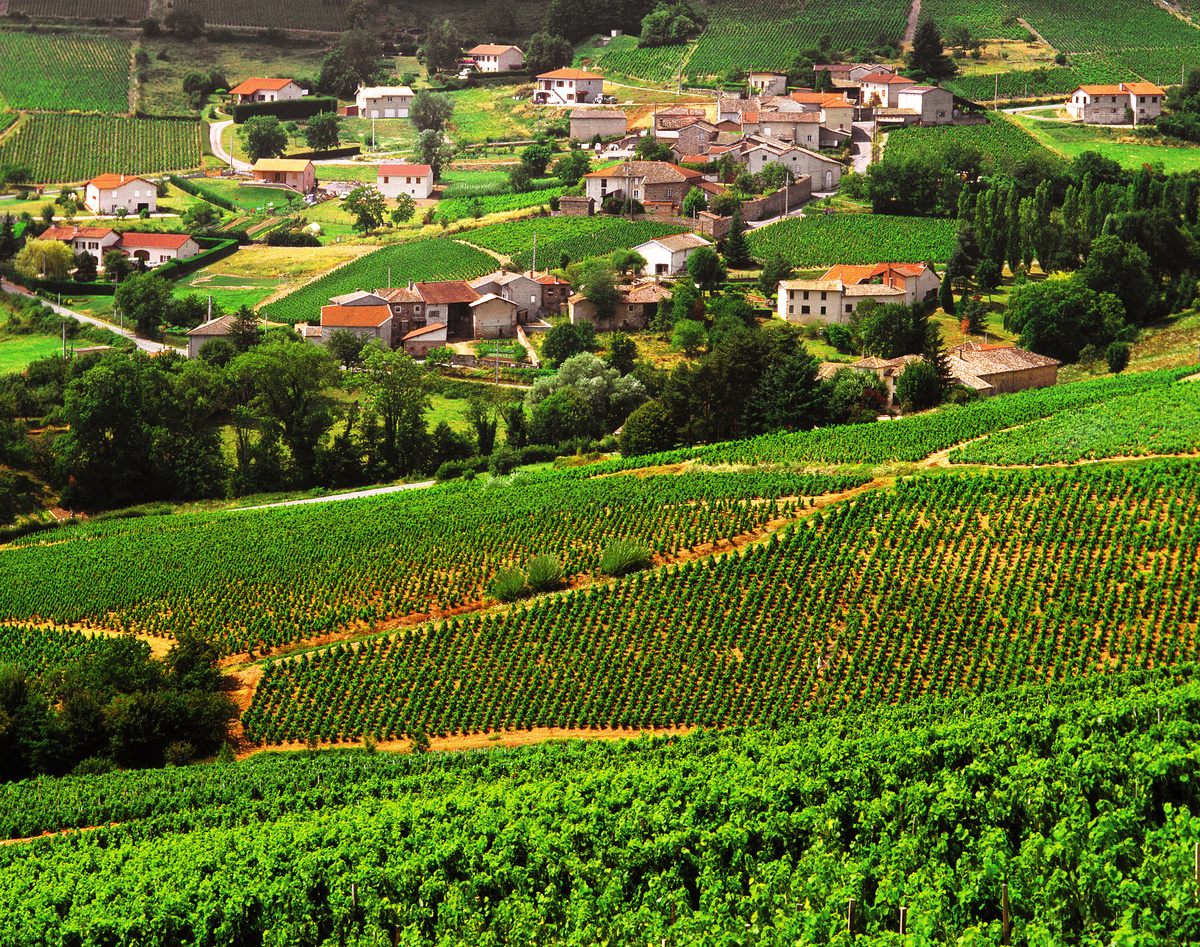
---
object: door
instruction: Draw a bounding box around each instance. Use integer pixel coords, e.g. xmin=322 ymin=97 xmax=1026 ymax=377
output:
xmin=825 ymin=170 xmax=833 ymax=189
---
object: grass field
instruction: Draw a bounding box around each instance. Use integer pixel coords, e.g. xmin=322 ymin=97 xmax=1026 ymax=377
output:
xmin=1013 ymin=116 xmax=1200 ymax=173
xmin=447 ymin=86 xmax=541 ymax=144
xmin=177 ymin=244 xmax=375 ymax=311
xmin=0 ymin=334 xmax=63 ymax=373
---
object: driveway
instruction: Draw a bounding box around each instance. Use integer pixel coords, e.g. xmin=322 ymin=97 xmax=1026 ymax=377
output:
xmin=850 ymin=121 xmax=874 ymax=174
xmin=209 ymin=120 xmax=252 ymax=172
xmin=0 ymin=281 xmax=183 ymax=354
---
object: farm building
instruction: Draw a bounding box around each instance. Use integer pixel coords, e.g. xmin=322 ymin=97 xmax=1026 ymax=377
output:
xmin=946 ymin=341 xmax=1060 ymax=395
xmin=470 ymin=294 xmax=521 ymax=339
xmin=859 ymin=72 xmax=915 ymax=108
xmin=376 ymin=163 xmax=433 ymax=200
xmin=778 ymin=263 xmax=940 ymax=324
xmin=740 ymin=138 xmax=843 ymax=190
xmin=84 ymin=174 xmax=156 ymax=216
xmin=320 ymin=290 xmax=394 ymax=345
xmin=470 ymin=270 xmax=541 ymax=321
xmin=570 ymin=109 xmax=628 ymax=141
xmin=630 ymin=233 xmax=712 ymax=275
xmin=413 ymin=281 xmax=482 ymax=339
xmin=250 ymin=159 xmax=316 ymax=193
xmin=186 ymin=314 xmax=241 ymax=359
xmin=533 ymin=272 xmax=572 ymax=317
xmin=583 ymin=160 xmax=704 ymax=213
xmin=229 ymin=78 xmax=305 ymax=103
xmin=568 ymin=279 xmax=672 ymax=331
xmin=117 ymin=232 xmax=201 ymax=268
xmin=402 ymin=322 xmax=448 ymax=358
xmin=466 ymin=44 xmax=524 ymax=72
xmin=895 ymin=86 xmax=955 ymax=125
xmin=355 ymin=85 xmax=414 ymax=119
xmin=1065 ymin=82 xmax=1164 ymax=125
xmin=535 ymin=68 xmax=604 ymax=105
xmin=373 ymin=286 xmax=428 ymax=338
xmin=748 ymin=72 xmax=787 ymax=96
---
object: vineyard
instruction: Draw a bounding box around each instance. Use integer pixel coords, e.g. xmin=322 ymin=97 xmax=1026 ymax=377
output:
xmin=686 ymin=0 xmax=909 ymax=77
xmin=0 ymin=470 xmax=864 ymax=655
xmin=948 ymin=57 xmax=1126 ymax=102
xmin=0 ymin=114 xmax=201 ymax=184
xmin=4 ymin=668 xmax=1200 ymax=942
xmin=13 ymin=0 xmax=146 ymax=19
xmin=437 ymin=184 xmax=569 ymax=222
xmin=460 ymin=216 xmax=690 ymax=272
xmin=915 ymin=0 xmax=1026 ymax=41
xmin=242 ymin=461 xmax=1200 ymax=742
xmin=0 ymin=32 xmax=129 ymax=112
xmin=261 ymin=239 xmax=496 ymax=324
xmin=746 ymin=213 xmax=958 ymax=267
xmin=883 ymin=112 xmax=1049 ymax=165
xmin=591 ymin=35 xmax=690 ymax=83
xmin=950 ymin=379 xmax=1200 ymax=465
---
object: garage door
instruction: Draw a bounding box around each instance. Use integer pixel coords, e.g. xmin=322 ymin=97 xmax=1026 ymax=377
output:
xmin=384 ymin=108 xmax=395 ymax=118
xmin=370 ymin=109 xmax=380 ymax=118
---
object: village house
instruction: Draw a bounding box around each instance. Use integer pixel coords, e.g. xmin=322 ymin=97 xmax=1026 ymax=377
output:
xmin=84 ymin=174 xmax=156 ymax=216
xmin=229 ymin=78 xmax=305 ymax=103
xmin=532 ymin=272 xmax=572 ymax=317
xmin=895 ymin=86 xmax=955 ymax=125
xmin=413 ymin=281 xmax=482 ymax=338
xmin=470 ymin=294 xmax=522 ymax=338
xmin=859 ymin=71 xmax=916 ymax=108
xmin=740 ymin=137 xmax=843 ymax=190
xmin=373 ymin=286 xmax=427 ymax=338
xmin=945 ymin=340 xmax=1060 ymax=395
xmin=739 ymin=110 xmax=825 ymax=147
xmin=631 ymin=233 xmax=712 ymax=275
xmin=535 ymin=68 xmax=604 ymax=105
xmin=1066 ymin=82 xmax=1164 ymax=125
xmin=377 ymin=163 xmax=433 ymax=199
xmin=186 ymin=314 xmax=239 ymax=359
xmin=778 ymin=263 xmax=941 ymax=324
xmin=355 ymin=85 xmax=414 ymax=119
xmin=117 ymin=232 xmax=201 ymax=268
xmin=748 ymin=72 xmax=788 ymax=96
xmin=319 ymin=291 xmax=394 ymax=345
xmin=40 ymin=225 xmax=121 ymax=266
xmin=250 ymin=158 xmax=316 ymax=193
xmin=570 ymin=108 xmax=628 ymax=141
xmin=569 ymin=279 xmax=672 ymax=331
xmin=470 ymin=270 xmax=542 ymax=322
xmin=583 ymin=160 xmax=704 ymax=213
xmin=402 ymin=322 xmax=448 ymax=358
xmin=558 ymin=194 xmax=596 ymax=216
xmin=466 ymin=44 xmax=525 ymax=72
xmin=789 ymin=91 xmax=855 ymax=130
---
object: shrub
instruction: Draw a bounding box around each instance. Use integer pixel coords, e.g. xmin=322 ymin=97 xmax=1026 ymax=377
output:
xmin=599 ymin=538 xmax=652 ymax=576
xmin=490 ymin=567 xmax=528 ymax=602
xmin=525 ymin=554 xmax=563 ymax=593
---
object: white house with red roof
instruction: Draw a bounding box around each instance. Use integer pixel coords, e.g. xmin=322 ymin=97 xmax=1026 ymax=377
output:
xmin=377 ymin=163 xmax=433 ymax=199
xmin=1066 ymin=82 xmax=1164 ymax=125
xmin=40 ymin=225 xmax=121 ymax=266
xmin=84 ymin=175 xmax=156 ymax=216
xmin=466 ymin=44 xmax=524 ymax=73
xmin=229 ymin=78 xmax=305 ymax=103
xmin=859 ymin=71 xmax=916 ymax=108
xmin=118 ymin=233 xmax=201 ymax=268
xmin=535 ymin=68 xmax=604 ymax=105
xmin=778 ymin=263 xmax=940 ymax=324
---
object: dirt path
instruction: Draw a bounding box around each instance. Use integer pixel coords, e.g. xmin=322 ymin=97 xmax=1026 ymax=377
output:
xmin=1017 ymin=17 xmax=1049 ymax=46
xmin=1 ymin=824 xmax=117 ymax=847
xmin=904 ymin=0 xmax=922 ymax=46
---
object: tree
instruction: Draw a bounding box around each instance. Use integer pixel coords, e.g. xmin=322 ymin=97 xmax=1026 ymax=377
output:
xmin=757 ymin=252 xmax=793 ymax=299
xmin=421 ymin=20 xmax=461 ymax=76
xmin=303 ymin=112 xmax=340 ymax=152
xmin=14 ymin=239 xmax=72 ymax=280
xmin=343 ymin=186 xmax=387 ymax=234
xmin=1106 ymin=340 xmax=1131 ymax=374
xmin=232 ymin=343 xmax=342 ymax=484
xmin=164 ymin=2 xmax=204 ymax=40
xmin=465 ymin=391 xmax=499 ymax=455
xmin=230 ymin=305 xmax=261 ymax=352
xmin=633 ymin=135 xmax=673 ymax=163
xmin=361 ymin=345 xmax=429 ymax=474
xmin=687 ymin=246 xmax=726 ymax=295
xmin=526 ymin=33 xmax=573 ymax=75
xmin=895 ymin=359 xmax=943 ymax=412
xmin=682 ymin=187 xmax=707 ymax=219
xmin=722 ymin=207 xmax=751 ymax=269
xmin=671 ymin=318 xmax=707 ymax=358
xmin=410 ymin=91 xmax=455 ymax=133
xmin=542 ymin=321 xmax=587 ymax=367
xmin=742 ymin=348 xmax=824 ymax=434
xmin=73 ymin=251 xmax=98 ymax=284
xmin=326 ymin=329 xmax=368 ymax=369
xmin=938 ymin=270 xmax=956 ymax=315
xmin=182 ymin=203 xmax=224 ymax=234
xmin=604 ymin=332 xmax=638 ymax=376
xmin=553 ymin=149 xmax=591 ymax=186
xmin=115 ymin=272 xmax=173 ymax=337
xmin=581 ymin=259 xmax=620 ymax=324
xmin=610 ymin=249 xmax=646 ymax=277
xmin=414 ymin=129 xmax=454 ymax=181
xmin=317 ymin=29 xmax=383 ymax=98
xmin=521 ymin=140 xmax=555 ymax=177
xmin=1005 ymin=273 xmax=1126 ymax=363
xmin=529 ymin=388 xmax=590 ymax=444
xmin=103 ymin=248 xmax=132 ymax=283
xmin=391 ymin=194 xmax=417 ymax=225
xmin=0 ymin=214 xmax=17 ymax=261
xmin=907 ymin=18 xmax=955 ymax=80
xmin=508 ymin=163 xmax=533 ymax=193
xmin=239 ymin=116 xmax=288 ymax=162
xmin=619 ymin=400 xmax=674 ymax=456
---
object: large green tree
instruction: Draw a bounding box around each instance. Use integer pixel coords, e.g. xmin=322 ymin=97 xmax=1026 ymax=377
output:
xmin=115 ymin=271 xmax=174 ymax=337
xmin=317 ymin=29 xmax=383 ymax=98
xmin=907 ymin=18 xmax=955 ymax=80
xmin=410 ymin=91 xmax=455 ymax=133
xmin=421 ymin=20 xmax=462 ymax=77
xmin=1005 ymin=273 xmax=1126 ymax=363
xmin=526 ymin=32 xmax=574 ymax=74
xmin=343 ymin=185 xmax=387 ymax=234
xmin=361 ymin=344 xmax=430 ymax=474
xmin=239 ymin=116 xmax=288 ymax=162
xmin=303 ymin=112 xmax=341 ymax=152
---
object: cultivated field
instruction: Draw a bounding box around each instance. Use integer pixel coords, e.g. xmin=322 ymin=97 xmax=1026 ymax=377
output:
xmin=746 ymin=213 xmax=958 ymax=267
xmin=460 ymin=216 xmax=690 ymax=272
xmin=0 ymin=114 xmax=202 ymax=183
xmin=0 ymin=31 xmax=129 ymax=112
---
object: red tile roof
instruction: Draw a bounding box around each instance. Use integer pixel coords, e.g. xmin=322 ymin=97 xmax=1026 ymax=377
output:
xmin=320 ymin=304 xmax=392 ymax=328
xmin=538 ymin=68 xmax=602 ymax=80
xmin=229 ymin=77 xmax=297 ymax=95
xmin=378 ymin=163 xmax=432 ymax=177
xmin=117 ymin=232 xmax=194 ymax=250
xmin=404 ymin=322 xmax=447 ymax=340
xmin=41 ymin=226 xmax=115 ymax=241
xmin=88 ymin=174 xmax=151 ymax=190
xmin=414 ymin=281 xmax=481 ymax=305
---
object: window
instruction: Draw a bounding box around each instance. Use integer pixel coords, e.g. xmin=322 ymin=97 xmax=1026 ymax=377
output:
xmin=788 ymin=305 xmax=794 ymax=314
xmin=628 ymin=305 xmax=635 ymax=313
xmin=800 ymin=305 xmax=810 ymax=314
xmin=820 ymin=306 xmax=826 ymax=315
xmin=820 ymin=291 xmax=827 ymax=300
xmin=845 ymin=304 xmax=853 ymax=313
xmin=802 ymin=290 xmax=809 ymax=300
xmin=383 ymin=176 xmax=389 ymax=183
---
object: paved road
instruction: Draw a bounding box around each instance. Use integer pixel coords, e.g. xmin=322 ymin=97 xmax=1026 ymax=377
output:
xmin=209 ymin=120 xmax=252 ymax=172
xmin=851 ymin=121 xmax=874 ymax=174
xmin=1 ymin=282 xmax=183 ymax=354
xmin=232 ymin=479 xmax=436 ymax=511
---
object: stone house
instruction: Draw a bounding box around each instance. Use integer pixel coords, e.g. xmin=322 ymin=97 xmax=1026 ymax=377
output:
xmin=582 ymin=160 xmax=704 ymax=212
xmin=84 ymin=174 xmax=156 ymax=216
xmin=470 ymin=270 xmax=542 ymax=321
xmin=778 ymin=263 xmax=940 ymax=324
xmin=945 ymin=341 xmax=1060 ymax=395
xmin=413 ymin=281 xmax=482 ymax=338
xmin=374 ymin=286 xmax=428 ymax=341
xmin=569 ymin=279 xmax=672 ymax=331
xmin=570 ymin=108 xmax=628 ymax=140
xmin=402 ymin=322 xmax=448 ymax=358
xmin=1066 ymin=82 xmax=1164 ymax=125
xmin=748 ymin=72 xmax=787 ymax=96
xmin=895 ymin=86 xmax=955 ymax=125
